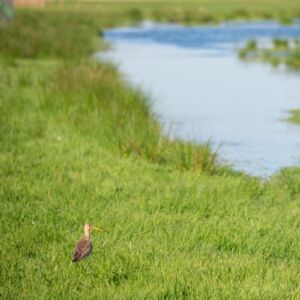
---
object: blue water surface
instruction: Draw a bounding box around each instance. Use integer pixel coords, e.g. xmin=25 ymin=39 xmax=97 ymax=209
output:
xmin=99 ymin=20 xmax=300 ymax=177
xmin=105 ymin=20 xmax=300 ymax=53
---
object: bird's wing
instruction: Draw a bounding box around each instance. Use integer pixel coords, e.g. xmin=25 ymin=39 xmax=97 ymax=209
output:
xmin=72 ymin=238 xmax=92 ymax=262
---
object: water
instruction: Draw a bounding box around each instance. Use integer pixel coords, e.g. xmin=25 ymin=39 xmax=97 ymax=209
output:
xmin=97 ymin=20 xmax=300 ymax=177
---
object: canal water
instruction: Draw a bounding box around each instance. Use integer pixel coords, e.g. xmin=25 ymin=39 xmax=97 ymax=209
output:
xmin=97 ymin=20 xmax=300 ymax=177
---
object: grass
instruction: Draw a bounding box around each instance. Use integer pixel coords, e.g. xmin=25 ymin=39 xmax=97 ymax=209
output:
xmin=239 ymin=39 xmax=300 ymax=70
xmin=287 ymin=109 xmax=300 ymax=124
xmin=46 ymin=0 xmax=300 ymax=25
xmin=1 ymin=4 xmax=300 ymax=299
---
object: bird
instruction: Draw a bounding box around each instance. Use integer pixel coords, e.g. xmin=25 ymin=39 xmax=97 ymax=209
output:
xmin=72 ymin=223 xmax=107 ymax=262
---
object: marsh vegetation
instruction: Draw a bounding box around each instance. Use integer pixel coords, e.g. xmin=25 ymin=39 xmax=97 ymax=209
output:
xmin=239 ymin=38 xmax=300 ymax=70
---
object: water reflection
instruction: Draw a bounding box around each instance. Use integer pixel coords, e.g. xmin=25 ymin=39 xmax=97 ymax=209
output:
xmin=98 ymin=21 xmax=300 ymax=177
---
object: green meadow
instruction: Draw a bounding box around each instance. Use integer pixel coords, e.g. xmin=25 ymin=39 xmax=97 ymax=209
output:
xmin=1 ymin=2 xmax=300 ymax=299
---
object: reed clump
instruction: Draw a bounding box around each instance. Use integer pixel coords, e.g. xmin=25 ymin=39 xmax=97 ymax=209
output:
xmin=238 ymin=38 xmax=300 ymax=70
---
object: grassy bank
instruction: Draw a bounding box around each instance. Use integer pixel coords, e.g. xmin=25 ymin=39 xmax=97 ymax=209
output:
xmin=1 ymin=6 xmax=300 ymax=299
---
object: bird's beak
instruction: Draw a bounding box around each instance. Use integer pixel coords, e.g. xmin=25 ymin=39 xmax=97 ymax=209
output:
xmin=92 ymin=226 xmax=108 ymax=233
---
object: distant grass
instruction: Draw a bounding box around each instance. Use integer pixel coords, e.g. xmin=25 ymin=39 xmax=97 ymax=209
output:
xmin=273 ymin=38 xmax=289 ymax=49
xmin=1 ymin=4 xmax=300 ymax=299
xmin=0 ymin=10 xmax=103 ymax=59
xmin=47 ymin=0 xmax=300 ymax=25
xmin=239 ymin=39 xmax=300 ymax=70
xmin=287 ymin=109 xmax=300 ymax=124
xmin=238 ymin=39 xmax=300 ymax=126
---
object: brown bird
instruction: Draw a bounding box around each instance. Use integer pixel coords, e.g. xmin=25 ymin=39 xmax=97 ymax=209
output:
xmin=72 ymin=223 xmax=107 ymax=262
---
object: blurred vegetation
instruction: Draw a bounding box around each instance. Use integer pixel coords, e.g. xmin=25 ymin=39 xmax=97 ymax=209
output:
xmin=46 ymin=0 xmax=300 ymax=25
xmin=0 ymin=10 xmax=101 ymax=59
xmin=239 ymin=39 xmax=300 ymax=70
xmin=287 ymin=109 xmax=300 ymax=124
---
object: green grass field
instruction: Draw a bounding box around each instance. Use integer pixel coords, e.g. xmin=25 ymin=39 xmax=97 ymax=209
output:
xmin=1 ymin=3 xmax=300 ymax=299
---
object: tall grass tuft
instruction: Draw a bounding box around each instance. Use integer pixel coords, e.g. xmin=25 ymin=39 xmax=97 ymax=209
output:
xmin=47 ymin=60 xmax=218 ymax=173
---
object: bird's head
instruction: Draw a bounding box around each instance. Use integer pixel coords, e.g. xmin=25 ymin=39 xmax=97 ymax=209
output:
xmin=84 ymin=223 xmax=107 ymax=236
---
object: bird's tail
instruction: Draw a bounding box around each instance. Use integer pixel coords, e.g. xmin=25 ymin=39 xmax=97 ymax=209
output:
xmin=72 ymin=255 xmax=79 ymax=262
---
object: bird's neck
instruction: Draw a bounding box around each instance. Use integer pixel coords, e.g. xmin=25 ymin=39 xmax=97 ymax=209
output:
xmin=84 ymin=227 xmax=90 ymax=239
